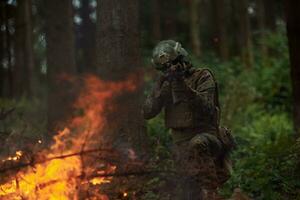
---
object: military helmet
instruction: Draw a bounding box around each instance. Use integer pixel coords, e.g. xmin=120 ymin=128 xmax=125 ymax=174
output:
xmin=151 ymin=40 xmax=189 ymax=71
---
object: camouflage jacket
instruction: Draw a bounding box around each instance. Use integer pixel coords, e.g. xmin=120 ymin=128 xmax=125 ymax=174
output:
xmin=143 ymin=68 xmax=219 ymax=132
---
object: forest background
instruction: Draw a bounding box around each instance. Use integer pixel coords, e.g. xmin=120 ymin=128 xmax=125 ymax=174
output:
xmin=0 ymin=0 xmax=300 ymax=199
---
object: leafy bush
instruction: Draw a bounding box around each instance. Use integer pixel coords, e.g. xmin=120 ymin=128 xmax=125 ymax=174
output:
xmin=213 ymin=29 xmax=298 ymax=199
xmin=221 ymin=111 xmax=299 ymax=200
xmin=142 ymin=28 xmax=298 ymax=199
xmin=0 ymin=97 xmax=46 ymax=156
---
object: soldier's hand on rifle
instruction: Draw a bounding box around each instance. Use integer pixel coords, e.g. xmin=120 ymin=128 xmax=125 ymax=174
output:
xmin=163 ymin=64 xmax=192 ymax=104
xmin=152 ymin=75 xmax=170 ymax=98
xmin=164 ymin=64 xmax=185 ymax=82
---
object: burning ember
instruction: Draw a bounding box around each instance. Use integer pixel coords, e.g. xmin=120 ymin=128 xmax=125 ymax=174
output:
xmin=1 ymin=151 xmax=23 ymax=162
xmin=0 ymin=74 xmax=137 ymax=200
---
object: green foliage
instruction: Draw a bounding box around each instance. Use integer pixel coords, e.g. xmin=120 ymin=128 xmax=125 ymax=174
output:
xmin=140 ymin=114 xmax=174 ymax=200
xmin=221 ymin=112 xmax=299 ymax=200
xmin=146 ymin=113 xmax=171 ymax=148
xmin=0 ymin=97 xmax=46 ymax=155
xmin=213 ymin=30 xmax=298 ymax=199
xmin=142 ymin=29 xmax=298 ymax=199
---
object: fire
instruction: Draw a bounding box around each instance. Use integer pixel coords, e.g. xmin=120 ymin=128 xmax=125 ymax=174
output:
xmin=0 ymin=74 xmax=137 ymax=200
xmin=1 ymin=151 xmax=23 ymax=162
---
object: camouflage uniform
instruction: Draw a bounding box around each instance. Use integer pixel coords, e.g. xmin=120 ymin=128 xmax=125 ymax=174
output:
xmin=143 ymin=40 xmax=233 ymax=199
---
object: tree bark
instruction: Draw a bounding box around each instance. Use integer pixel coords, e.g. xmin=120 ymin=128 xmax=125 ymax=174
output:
xmin=189 ymin=0 xmax=202 ymax=57
xmin=151 ymin=0 xmax=161 ymax=42
xmin=45 ymin=0 xmax=77 ymax=135
xmin=78 ymin=0 xmax=96 ymax=73
xmin=4 ymin=4 xmax=14 ymax=98
xmin=264 ymin=0 xmax=277 ymax=31
xmin=285 ymin=0 xmax=300 ymax=136
xmin=229 ymin=0 xmax=239 ymax=57
xmin=161 ymin=0 xmax=178 ymax=39
xmin=0 ymin=1 xmax=5 ymax=97
xmin=96 ymin=0 xmax=147 ymax=154
xmin=14 ymin=0 xmax=35 ymax=98
xmin=213 ymin=0 xmax=229 ymax=60
xmin=256 ymin=0 xmax=268 ymax=63
xmin=236 ymin=0 xmax=254 ymax=68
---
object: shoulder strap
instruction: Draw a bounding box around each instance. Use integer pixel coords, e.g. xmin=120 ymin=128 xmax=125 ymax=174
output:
xmin=202 ymin=68 xmax=221 ymax=127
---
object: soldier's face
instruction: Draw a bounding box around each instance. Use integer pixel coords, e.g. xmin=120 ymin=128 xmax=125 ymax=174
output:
xmin=154 ymin=57 xmax=184 ymax=74
xmin=169 ymin=62 xmax=184 ymax=72
xmin=161 ymin=62 xmax=184 ymax=74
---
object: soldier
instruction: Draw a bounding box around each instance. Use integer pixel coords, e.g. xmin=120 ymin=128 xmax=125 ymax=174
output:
xmin=142 ymin=40 xmax=235 ymax=200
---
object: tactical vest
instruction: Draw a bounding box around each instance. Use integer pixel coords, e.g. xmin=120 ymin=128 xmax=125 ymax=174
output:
xmin=164 ymin=68 xmax=219 ymax=131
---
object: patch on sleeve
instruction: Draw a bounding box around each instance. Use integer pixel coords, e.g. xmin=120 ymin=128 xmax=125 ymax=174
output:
xmin=195 ymin=70 xmax=215 ymax=92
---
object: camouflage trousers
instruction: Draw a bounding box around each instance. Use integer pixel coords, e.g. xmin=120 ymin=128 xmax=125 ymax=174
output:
xmin=171 ymin=131 xmax=228 ymax=200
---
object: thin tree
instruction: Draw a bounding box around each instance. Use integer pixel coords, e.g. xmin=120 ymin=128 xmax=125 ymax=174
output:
xmin=161 ymin=0 xmax=178 ymax=39
xmin=14 ymin=0 xmax=35 ymax=98
xmin=0 ymin=1 xmax=5 ymax=97
xmin=189 ymin=0 xmax=202 ymax=57
xmin=151 ymin=0 xmax=161 ymax=42
xmin=236 ymin=0 xmax=254 ymax=68
xmin=45 ymin=0 xmax=77 ymax=136
xmin=256 ymin=0 xmax=268 ymax=63
xmin=78 ymin=0 xmax=96 ymax=73
xmin=0 ymin=2 xmax=14 ymax=97
xmin=264 ymin=0 xmax=277 ymax=31
xmin=212 ymin=0 xmax=229 ymax=60
xmin=285 ymin=0 xmax=300 ymax=136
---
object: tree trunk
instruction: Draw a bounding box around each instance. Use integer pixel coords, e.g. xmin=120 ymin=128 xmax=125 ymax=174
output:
xmin=0 ymin=1 xmax=5 ymax=97
xmin=45 ymin=0 xmax=77 ymax=136
xmin=5 ymin=4 xmax=14 ymax=98
xmin=236 ymin=0 xmax=254 ymax=68
xmin=161 ymin=0 xmax=178 ymax=39
xmin=96 ymin=0 xmax=147 ymax=154
xmin=151 ymin=0 xmax=161 ymax=42
xmin=264 ymin=0 xmax=277 ymax=31
xmin=285 ymin=0 xmax=300 ymax=136
xmin=256 ymin=0 xmax=268 ymax=63
xmin=229 ymin=0 xmax=240 ymax=57
xmin=78 ymin=0 xmax=96 ymax=73
xmin=14 ymin=0 xmax=35 ymax=98
xmin=189 ymin=0 xmax=202 ymax=57
xmin=213 ymin=0 xmax=229 ymax=60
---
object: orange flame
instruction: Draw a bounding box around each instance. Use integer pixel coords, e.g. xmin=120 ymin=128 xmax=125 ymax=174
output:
xmin=0 ymin=74 xmax=137 ymax=200
xmin=1 ymin=151 xmax=23 ymax=162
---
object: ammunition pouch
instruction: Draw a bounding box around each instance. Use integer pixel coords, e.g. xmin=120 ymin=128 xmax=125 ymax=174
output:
xmin=189 ymin=133 xmax=223 ymax=156
xmin=217 ymin=127 xmax=236 ymax=153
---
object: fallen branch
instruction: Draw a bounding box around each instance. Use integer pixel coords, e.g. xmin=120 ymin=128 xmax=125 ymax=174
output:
xmin=0 ymin=107 xmax=15 ymax=121
xmin=85 ymin=169 xmax=176 ymax=179
xmin=0 ymin=147 xmax=117 ymax=173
